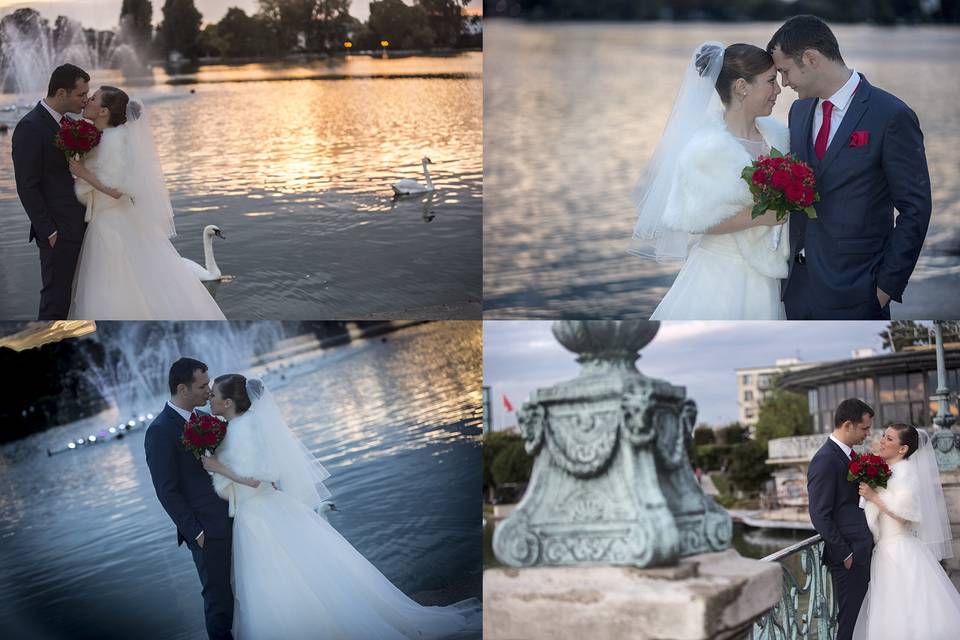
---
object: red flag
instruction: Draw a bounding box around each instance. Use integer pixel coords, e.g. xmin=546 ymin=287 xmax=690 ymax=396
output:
xmin=503 ymin=394 xmax=514 ymax=412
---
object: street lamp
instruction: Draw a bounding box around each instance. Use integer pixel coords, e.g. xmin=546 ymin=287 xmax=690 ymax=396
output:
xmin=932 ymin=320 xmax=956 ymax=430
xmin=343 ymin=41 xmax=353 ymax=50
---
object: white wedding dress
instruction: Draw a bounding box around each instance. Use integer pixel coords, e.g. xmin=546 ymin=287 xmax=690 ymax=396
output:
xmin=212 ymin=408 xmax=480 ymax=639
xmin=69 ymin=124 xmax=225 ymax=320
xmin=852 ymin=458 xmax=960 ymax=640
xmin=648 ymin=117 xmax=790 ymax=320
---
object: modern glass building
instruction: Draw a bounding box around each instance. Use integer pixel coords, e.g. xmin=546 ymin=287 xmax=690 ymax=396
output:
xmin=777 ymin=347 xmax=960 ymax=433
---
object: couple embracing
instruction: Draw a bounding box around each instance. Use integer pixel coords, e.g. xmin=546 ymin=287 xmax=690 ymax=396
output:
xmin=144 ymin=358 xmax=479 ymax=639
xmin=808 ymin=398 xmax=960 ymax=640
xmin=631 ymin=15 xmax=931 ymax=320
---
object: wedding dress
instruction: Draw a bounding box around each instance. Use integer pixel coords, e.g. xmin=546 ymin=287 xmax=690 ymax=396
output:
xmin=211 ymin=382 xmax=480 ymax=639
xmin=647 ymin=118 xmax=790 ymax=320
xmin=69 ymin=111 xmax=225 ymax=320
xmin=852 ymin=436 xmax=960 ymax=640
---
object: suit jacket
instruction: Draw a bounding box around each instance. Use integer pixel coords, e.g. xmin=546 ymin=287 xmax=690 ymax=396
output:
xmin=144 ymin=404 xmax=232 ymax=546
xmin=807 ymin=438 xmax=873 ymax=567
xmin=784 ymin=74 xmax=931 ymax=311
xmin=11 ymin=103 xmax=87 ymax=244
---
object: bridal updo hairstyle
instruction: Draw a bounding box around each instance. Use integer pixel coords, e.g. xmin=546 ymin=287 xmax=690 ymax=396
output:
xmin=99 ymin=85 xmax=130 ymax=127
xmin=697 ymin=43 xmax=774 ymax=107
xmin=888 ymin=423 xmax=920 ymax=460
xmin=215 ymin=373 xmax=252 ymax=413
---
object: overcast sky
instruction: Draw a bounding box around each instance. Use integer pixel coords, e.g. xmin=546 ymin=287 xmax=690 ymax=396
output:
xmin=0 ymin=0 xmax=480 ymax=30
xmin=483 ymin=321 xmax=900 ymax=431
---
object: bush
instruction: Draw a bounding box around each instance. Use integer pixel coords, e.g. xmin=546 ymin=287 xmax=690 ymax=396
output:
xmin=693 ymin=425 xmax=716 ymax=446
xmin=717 ymin=422 xmax=748 ymax=445
xmin=727 ymin=440 xmax=772 ymax=495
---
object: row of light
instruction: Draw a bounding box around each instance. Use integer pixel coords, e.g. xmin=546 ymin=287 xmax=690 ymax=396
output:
xmin=342 ymin=41 xmax=391 ymax=49
xmin=64 ymin=413 xmax=154 ymax=450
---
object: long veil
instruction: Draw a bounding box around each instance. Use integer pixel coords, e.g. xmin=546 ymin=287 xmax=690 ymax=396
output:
xmin=910 ymin=429 xmax=953 ymax=560
xmin=628 ymin=41 xmax=726 ymax=261
xmin=245 ymin=378 xmax=333 ymax=511
xmin=122 ymin=99 xmax=177 ymax=238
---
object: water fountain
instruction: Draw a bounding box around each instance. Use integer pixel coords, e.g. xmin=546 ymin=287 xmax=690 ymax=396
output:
xmin=0 ymin=9 xmax=148 ymax=122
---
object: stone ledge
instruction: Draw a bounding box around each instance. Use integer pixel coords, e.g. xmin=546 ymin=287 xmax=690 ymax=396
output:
xmin=484 ymin=550 xmax=782 ymax=640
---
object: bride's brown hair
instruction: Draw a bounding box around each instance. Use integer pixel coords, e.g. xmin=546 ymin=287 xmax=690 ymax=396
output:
xmin=215 ymin=373 xmax=252 ymax=413
xmin=99 ymin=85 xmax=130 ymax=126
xmin=703 ymin=44 xmax=775 ymax=106
xmin=888 ymin=423 xmax=920 ymax=459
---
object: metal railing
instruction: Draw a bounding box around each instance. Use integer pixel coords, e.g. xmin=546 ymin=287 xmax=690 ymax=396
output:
xmin=753 ymin=534 xmax=837 ymax=640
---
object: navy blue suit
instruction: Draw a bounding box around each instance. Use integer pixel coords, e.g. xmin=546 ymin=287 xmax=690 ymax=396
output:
xmin=11 ymin=103 xmax=88 ymax=320
xmin=783 ymin=74 xmax=931 ymax=319
xmin=144 ymin=404 xmax=234 ymax=640
xmin=807 ymin=438 xmax=873 ymax=640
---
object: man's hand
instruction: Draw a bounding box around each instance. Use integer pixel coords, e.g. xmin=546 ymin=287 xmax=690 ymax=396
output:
xmin=48 ymin=231 xmax=58 ymax=248
xmin=196 ymin=532 xmax=205 ymax=549
xmin=877 ymin=288 xmax=891 ymax=308
xmin=844 ymin=554 xmax=853 ymax=570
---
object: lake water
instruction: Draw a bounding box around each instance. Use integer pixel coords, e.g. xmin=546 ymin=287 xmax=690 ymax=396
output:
xmin=483 ymin=21 xmax=960 ymax=319
xmin=0 ymin=321 xmax=482 ymax=639
xmin=0 ymin=54 xmax=482 ymax=320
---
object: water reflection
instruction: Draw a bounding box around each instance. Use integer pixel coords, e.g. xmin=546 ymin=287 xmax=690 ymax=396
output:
xmin=0 ymin=322 xmax=481 ymax=639
xmin=0 ymin=54 xmax=482 ymax=319
xmin=483 ymin=21 xmax=960 ymax=319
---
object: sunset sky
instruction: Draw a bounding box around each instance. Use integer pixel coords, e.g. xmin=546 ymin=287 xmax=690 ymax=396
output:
xmin=0 ymin=0 xmax=481 ymax=30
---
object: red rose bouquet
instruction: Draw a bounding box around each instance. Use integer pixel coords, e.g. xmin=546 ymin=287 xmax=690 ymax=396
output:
xmin=848 ymin=452 xmax=891 ymax=508
xmin=53 ymin=117 xmax=101 ymax=161
xmin=181 ymin=412 xmax=228 ymax=460
xmin=741 ymin=147 xmax=819 ymax=221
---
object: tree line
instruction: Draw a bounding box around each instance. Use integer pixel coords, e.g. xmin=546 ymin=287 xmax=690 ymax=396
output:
xmin=485 ymin=0 xmax=960 ymax=24
xmin=1 ymin=0 xmax=480 ymax=68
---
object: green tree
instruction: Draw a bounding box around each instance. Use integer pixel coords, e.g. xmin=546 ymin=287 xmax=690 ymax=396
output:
xmin=369 ymin=0 xmax=435 ymax=50
xmin=119 ymin=0 xmax=153 ymax=53
xmin=693 ymin=425 xmax=716 ymax=446
xmin=418 ymin=0 xmax=467 ymax=48
xmin=754 ymin=388 xmax=812 ymax=446
xmin=727 ymin=440 xmax=772 ymax=495
xmin=717 ymin=422 xmax=747 ymax=445
xmin=309 ymin=0 xmax=354 ymax=52
xmin=880 ymin=320 xmax=929 ymax=352
xmin=491 ymin=438 xmax=533 ymax=486
xmin=160 ymin=0 xmax=203 ymax=60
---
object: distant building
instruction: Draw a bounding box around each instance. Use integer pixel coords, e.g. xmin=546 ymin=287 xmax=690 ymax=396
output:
xmin=778 ymin=346 xmax=960 ymax=433
xmin=736 ymin=358 xmax=819 ymax=427
xmin=482 ymin=385 xmax=492 ymax=434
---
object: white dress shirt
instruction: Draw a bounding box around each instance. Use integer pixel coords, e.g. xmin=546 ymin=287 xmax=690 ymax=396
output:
xmin=39 ymin=98 xmax=64 ymax=125
xmin=828 ymin=433 xmax=855 ymax=563
xmin=166 ymin=400 xmax=205 ymax=541
xmin=811 ymin=69 xmax=860 ymax=149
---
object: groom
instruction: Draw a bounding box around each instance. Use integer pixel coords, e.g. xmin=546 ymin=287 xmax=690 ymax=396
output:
xmin=11 ymin=63 xmax=91 ymax=320
xmin=807 ymin=398 xmax=875 ymax=640
xmin=768 ymin=16 xmax=931 ymax=320
xmin=144 ymin=358 xmax=234 ymax=640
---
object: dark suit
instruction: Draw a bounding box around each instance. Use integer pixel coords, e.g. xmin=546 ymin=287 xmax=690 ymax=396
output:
xmin=11 ymin=102 xmax=89 ymax=320
xmin=807 ymin=438 xmax=873 ymax=640
xmin=783 ymin=74 xmax=931 ymax=319
xmin=144 ymin=403 xmax=234 ymax=640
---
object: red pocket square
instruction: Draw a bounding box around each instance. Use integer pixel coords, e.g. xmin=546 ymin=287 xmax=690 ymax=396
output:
xmin=849 ymin=131 xmax=869 ymax=147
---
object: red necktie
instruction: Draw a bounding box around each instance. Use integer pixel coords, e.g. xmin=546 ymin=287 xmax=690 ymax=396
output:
xmin=814 ymin=100 xmax=834 ymax=161
xmin=849 ymin=450 xmax=857 ymax=461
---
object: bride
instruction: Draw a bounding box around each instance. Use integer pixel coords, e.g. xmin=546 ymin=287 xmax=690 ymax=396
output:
xmin=66 ymin=86 xmax=225 ymax=320
xmin=854 ymin=424 xmax=960 ymax=639
xmin=200 ymin=374 xmax=480 ymax=639
xmin=629 ymin=43 xmax=791 ymax=320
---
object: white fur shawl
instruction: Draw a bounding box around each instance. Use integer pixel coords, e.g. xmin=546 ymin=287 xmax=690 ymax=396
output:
xmin=212 ymin=411 xmax=281 ymax=517
xmin=661 ymin=116 xmax=791 ymax=278
xmin=865 ymin=460 xmax=921 ymax=543
xmin=74 ymin=125 xmax=130 ymax=221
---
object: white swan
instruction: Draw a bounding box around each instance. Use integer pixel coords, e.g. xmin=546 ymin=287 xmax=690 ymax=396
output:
xmin=181 ymin=225 xmax=225 ymax=281
xmin=392 ymin=157 xmax=435 ymax=196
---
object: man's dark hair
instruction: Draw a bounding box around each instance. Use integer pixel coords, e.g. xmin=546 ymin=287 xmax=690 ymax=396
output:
xmin=47 ymin=63 xmax=90 ymax=98
xmin=767 ymin=15 xmax=845 ymax=66
xmin=168 ymin=357 xmax=208 ymax=395
xmin=834 ymin=398 xmax=874 ymax=429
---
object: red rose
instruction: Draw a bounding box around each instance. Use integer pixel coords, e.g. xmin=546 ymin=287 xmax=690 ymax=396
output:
xmin=752 ymin=169 xmax=767 ymax=186
xmin=866 ymin=465 xmax=879 ymax=478
xmin=771 ymin=170 xmax=791 ymax=190
xmin=785 ymin=182 xmax=804 ymax=203
xmin=799 ymin=188 xmax=814 ymax=207
xmin=850 ymin=461 xmax=862 ymax=475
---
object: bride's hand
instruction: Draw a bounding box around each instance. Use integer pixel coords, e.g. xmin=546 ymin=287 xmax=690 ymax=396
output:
xmin=858 ymin=482 xmax=877 ymax=502
xmin=68 ymin=158 xmax=85 ymax=177
xmin=201 ymin=455 xmax=223 ymax=474
xmin=755 ymin=210 xmax=786 ymax=227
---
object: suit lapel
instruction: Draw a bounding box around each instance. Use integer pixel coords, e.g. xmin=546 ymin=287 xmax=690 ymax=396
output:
xmin=33 ymin=102 xmax=61 ymax=135
xmin=796 ymin=99 xmax=817 ymax=166
xmin=826 ymin=437 xmax=852 ymax=468
xmin=815 ymin=75 xmax=871 ymax=180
